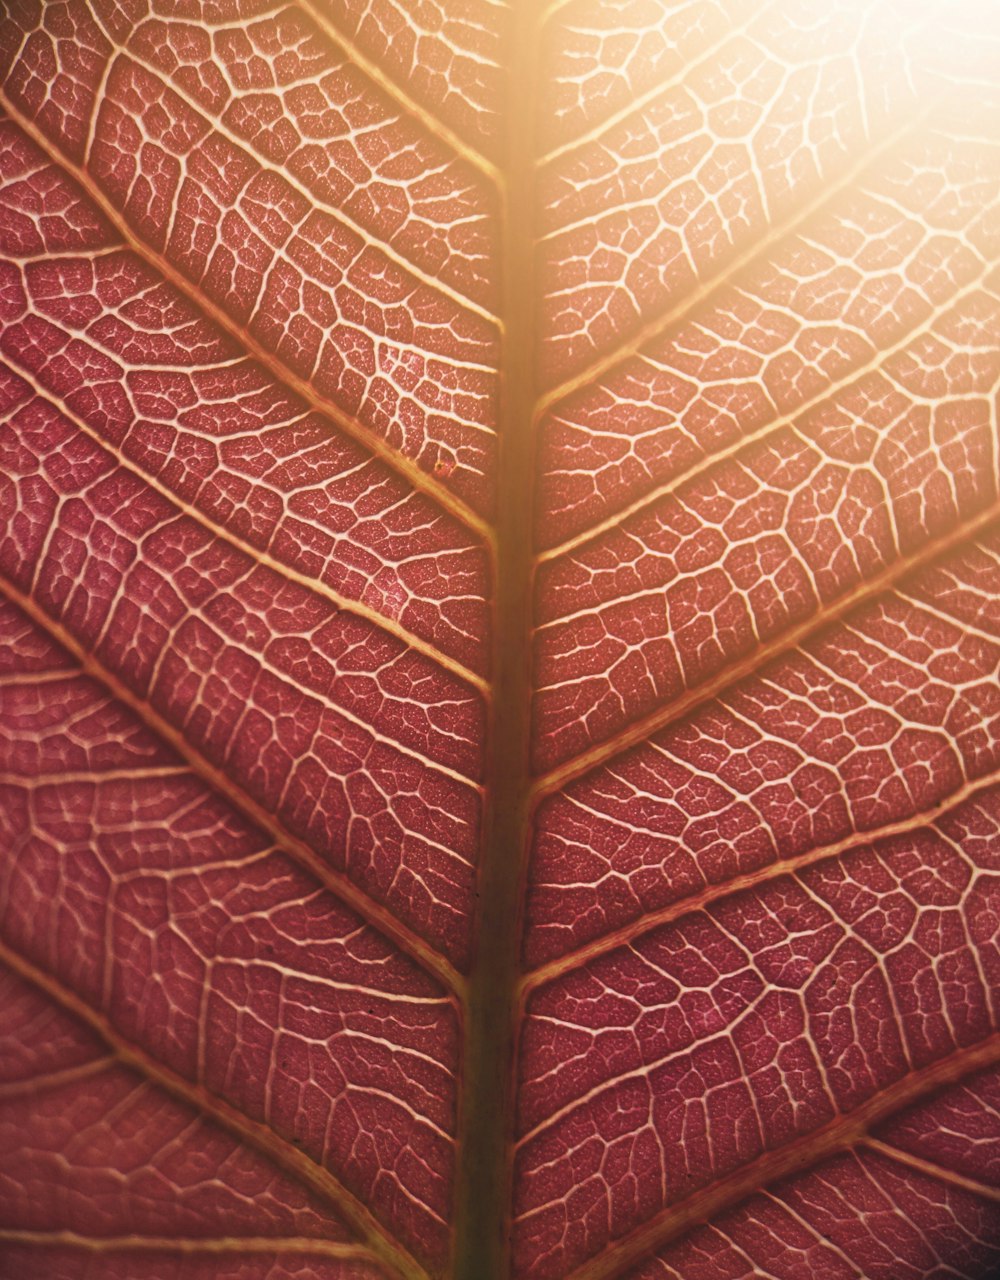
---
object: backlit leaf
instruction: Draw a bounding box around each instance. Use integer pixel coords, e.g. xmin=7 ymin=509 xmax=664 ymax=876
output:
xmin=2 ymin=3 xmax=1000 ymax=1278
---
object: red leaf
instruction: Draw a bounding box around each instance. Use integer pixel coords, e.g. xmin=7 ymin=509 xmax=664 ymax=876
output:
xmin=2 ymin=3 xmax=1000 ymax=1279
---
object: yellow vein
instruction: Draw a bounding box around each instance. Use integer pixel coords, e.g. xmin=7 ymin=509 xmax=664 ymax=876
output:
xmin=566 ymin=1032 xmax=1000 ymax=1280
xmin=0 ymin=90 xmax=492 ymax=545
xmin=0 ymin=668 xmax=78 ymax=687
xmin=296 ymin=0 xmax=501 ymax=187
xmin=0 ymin=942 xmax=428 ymax=1280
xmin=522 ymin=758 xmax=1000 ymax=993
xmin=0 ymin=570 xmax=465 ymax=997
xmin=0 ymin=1231 xmax=378 ymax=1260
xmin=7 ymin=360 xmax=488 ymax=695
xmin=0 ymin=767 xmax=191 ymax=786
xmin=539 ymin=256 xmax=1000 ymax=564
xmin=535 ymin=99 xmax=937 ymax=420
xmin=532 ymin=502 xmax=1000 ymax=799
xmin=0 ymin=1057 xmax=112 ymax=1101
xmin=861 ymin=1138 xmax=1000 ymax=1202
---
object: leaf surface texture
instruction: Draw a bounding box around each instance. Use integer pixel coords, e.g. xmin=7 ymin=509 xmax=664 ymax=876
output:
xmin=2 ymin=3 xmax=1000 ymax=1279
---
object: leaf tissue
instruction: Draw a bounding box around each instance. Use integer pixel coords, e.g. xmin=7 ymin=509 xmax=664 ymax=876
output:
xmin=2 ymin=2 xmax=1000 ymax=1278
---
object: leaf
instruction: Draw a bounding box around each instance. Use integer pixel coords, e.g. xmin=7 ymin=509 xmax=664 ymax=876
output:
xmin=1 ymin=3 xmax=1000 ymax=1280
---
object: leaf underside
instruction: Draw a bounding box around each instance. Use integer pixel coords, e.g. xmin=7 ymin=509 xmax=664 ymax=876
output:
xmin=2 ymin=2 xmax=1000 ymax=1279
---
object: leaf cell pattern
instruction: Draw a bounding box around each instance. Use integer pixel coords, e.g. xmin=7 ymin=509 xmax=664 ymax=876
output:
xmin=1 ymin=2 xmax=1000 ymax=1279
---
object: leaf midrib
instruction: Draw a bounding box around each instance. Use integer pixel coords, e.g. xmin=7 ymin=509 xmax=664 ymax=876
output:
xmin=450 ymin=2 xmax=541 ymax=1275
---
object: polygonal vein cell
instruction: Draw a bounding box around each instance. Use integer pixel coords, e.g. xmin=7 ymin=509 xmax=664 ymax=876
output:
xmin=526 ymin=534 xmax=1000 ymax=969
xmin=532 ymin=283 xmax=1000 ymax=771
xmin=537 ymin=107 xmax=1000 ymax=551
xmin=0 ymin=372 xmax=485 ymax=969
xmin=537 ymin=0 xmax=997 ymax=387
xmin=0 ymin=0 xmax=501 ymax=513
xmin=0 ymin=966 xmax=385 ymax=1277
xmin=0 ymin=117 xmax=492 ymax=681
xmin=0 ymin=594 xmax=456 ymax=1269
xmin=515 ymin=777 xmax=1000 ymax=1274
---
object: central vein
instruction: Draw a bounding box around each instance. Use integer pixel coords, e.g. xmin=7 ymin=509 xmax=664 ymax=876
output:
xmin=452 ymin=4 xmax=541 ymax=1276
